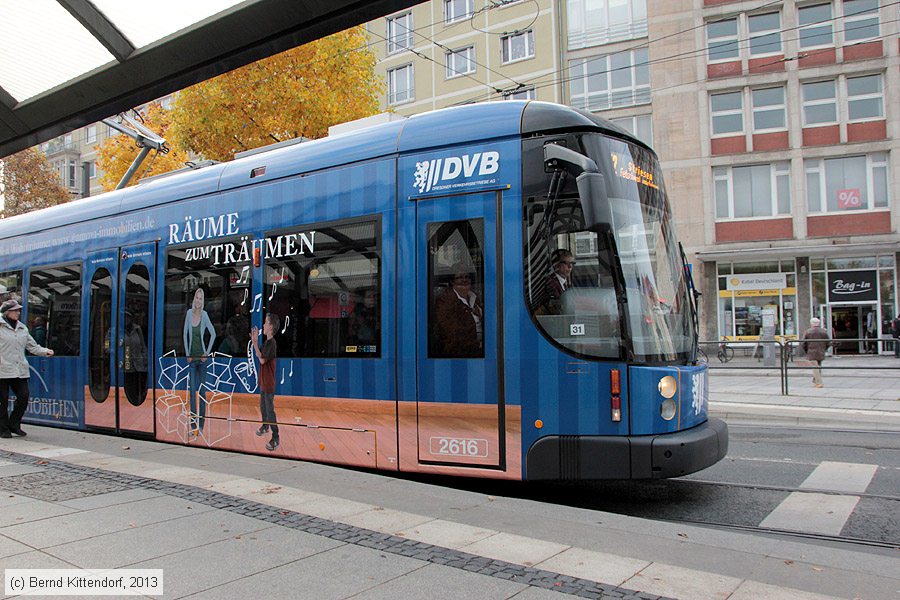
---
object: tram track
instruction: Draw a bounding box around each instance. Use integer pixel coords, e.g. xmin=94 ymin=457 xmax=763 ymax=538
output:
xmin=654 ymin=516 xmax=899 ymax=550
xmin=681 ymin=476 xmax=900 ymax=503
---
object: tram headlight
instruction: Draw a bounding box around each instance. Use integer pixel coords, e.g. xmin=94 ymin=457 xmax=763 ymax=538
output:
xmin=660 ymin=399 xmax=677 ymax=421
xmin=657 ymin=375 xmax=677 ymax=399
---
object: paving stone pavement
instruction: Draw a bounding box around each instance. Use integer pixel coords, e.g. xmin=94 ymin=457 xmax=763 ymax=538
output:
xmin=0 ymin=450 xmax=666 ymax=600
xmin=3 ymin=427 xmax=894 ymax=600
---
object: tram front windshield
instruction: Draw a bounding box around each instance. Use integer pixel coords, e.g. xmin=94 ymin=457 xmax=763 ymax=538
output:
xmin=525 ymin=133 xmax=694 ymax=363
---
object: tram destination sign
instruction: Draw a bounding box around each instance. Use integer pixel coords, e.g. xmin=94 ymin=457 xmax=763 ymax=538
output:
xmin=827 ymin=270 xmax=878 ymax=302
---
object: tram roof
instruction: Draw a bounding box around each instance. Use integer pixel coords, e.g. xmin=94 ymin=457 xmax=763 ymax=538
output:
xmin=0 ymin=101 xmax=638 ymax=242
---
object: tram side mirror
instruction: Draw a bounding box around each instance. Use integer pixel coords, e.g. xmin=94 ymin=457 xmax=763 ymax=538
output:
xmin=543 ymin=144 xmax=611 ymax=231
xmin=576 ymin=172 xmax=611 ymax=231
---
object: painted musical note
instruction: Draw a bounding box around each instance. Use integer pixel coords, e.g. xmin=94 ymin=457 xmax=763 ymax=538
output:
xmin=237 ymin=265 xmax=250 ymax=285
xmin=289 ymin=362 xmax=293 ymax=377
xmin=251 ymin=293 xmax=262 ymax=314
xmin=268 ymin=285 xmax=277 ymax=301
xmin=280 ymin=315 xmax=290 ymax=334
xmin=280 ymin=368 xmax=285 ymax=384
xmin=240 ymin=288 xmax=249 ymax=307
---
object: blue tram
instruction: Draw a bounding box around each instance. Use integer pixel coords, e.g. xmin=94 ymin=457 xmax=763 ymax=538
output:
xmin=0 ymin=101 xmax=726 ymax=479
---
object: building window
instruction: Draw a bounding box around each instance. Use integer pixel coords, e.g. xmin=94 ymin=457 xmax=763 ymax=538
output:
xmin=847 ymin=74 xmax=883 ymax=122
xmin=802 ymin=74 xmax=883 ymax=126
xmin=798 ymin=3 xmax=834 ymax=49
xmin=444 ymin=0 xmax=473 ymax=24
xmin=566 ymin=0 xmax=648 ymax=49
xmin=805 ymin=152 xmax=889 ymax=213
xmin=707 ymin=18 xmax=739 ymax=61
xmin=609 ymin=114 xmax=653 ymax=146
xmin=265 ymin=218 xmax=382 ymax=358
xmin=843 ymin=0 xmax=880 ymax=42
xmin=714 ymin=162 xmax=791 ymax=219
xmin=446 ymin=45 xmax=475 ymax=78
xmin=88 ymin=161 xmax=96 ymax=180
xmin=84 ymin=125 xmax=97 ymax=144
xmin=501 ymin=30 xmax=534 ymax=64
xmin=27 ymin=263 xmax=82 ymax=356
xmin=710 ymin=91 xmax=743 ymax=136
xmin=387 ymin=11 xmax=413 ymax=54
xmin=67 ymin=159 xmax=77 ymax=188
xmin=388 ymin=64 xmax=414 ymax=105
xmin=707 ymin=12 xmax=782 ymax=62
xmin=748 ymin=12 xmax=782 ymax=55
xmin=717 ymin=260 xmax=797 ymax=339
xmin=569 ymin=48 xmax=649 ymax=111
xmin=502 ymin=87 xmax=536 ymax=100
xmin=751 ymin=87 xmax=786 ymax=131
xmin=801 ymin=80 xmax=837 ymax=126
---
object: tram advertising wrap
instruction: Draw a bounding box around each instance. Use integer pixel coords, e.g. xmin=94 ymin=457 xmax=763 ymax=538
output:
xmin=0 ymin=101 xmax=726 ymax=480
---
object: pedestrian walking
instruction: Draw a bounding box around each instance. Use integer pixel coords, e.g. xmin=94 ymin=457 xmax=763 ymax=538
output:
xmin=0 ymin=299 xmax=54 ymax=438
xmin=801 ymin=317 xmax=830 ymax=388
xmin=892 ymin=315 xmax=900 ymax=358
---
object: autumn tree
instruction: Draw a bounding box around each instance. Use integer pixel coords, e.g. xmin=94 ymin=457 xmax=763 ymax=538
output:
xmin=171 ymin=26 xmax=383 ymax=161
xmin=0 ymin=148 xmax=70 ymax=218
xmin=96 ymin=102 xmax=190 ymax=192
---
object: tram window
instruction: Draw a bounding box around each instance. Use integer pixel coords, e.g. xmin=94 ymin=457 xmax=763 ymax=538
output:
xmin=163 ymin=241 xmax=252 ymax=359
xmin=427 ymin=219 xmax=485 ymax=359
xmin=88 ymin=268 xmax=112 ymax=402
xmin=123 ymin=264 xmax=150 ymax=407
xmin=265 ymin=218 xmax=381 ymax=358
xmin=27 ymin=264 xmax=82 ymax=356
xmin=0 ymin=271 xmax=22 ymax=303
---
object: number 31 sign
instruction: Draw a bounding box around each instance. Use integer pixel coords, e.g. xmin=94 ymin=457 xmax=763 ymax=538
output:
xmin=837 ymin=188 xmax=862 ymax=209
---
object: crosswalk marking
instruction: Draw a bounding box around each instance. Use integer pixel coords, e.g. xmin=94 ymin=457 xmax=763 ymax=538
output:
xmin=799 ymin=461 xmax=878 ymax=493
xmin=760 ymin=461 xmax=876 ymax=535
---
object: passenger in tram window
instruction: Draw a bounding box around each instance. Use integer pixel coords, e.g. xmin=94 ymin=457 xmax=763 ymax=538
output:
xmin=123 ymin=312 xmax=148 ymax=404
xmin=183 ymin=286 xmax=216 ymax=436
xmin=0 ymin=299 xmax=54 ymax=438
xmin=348 ymin=287 xmax=378 ymax=347
xmin=217 ymin=318 xmax=244 ymax=357
xmin=433 ymin=266 xmax=484 ymax=358
xmin=543 ymin=249 xmax=574 ymax=315
xmin=30 ymin=316 xmax=47 ymax=347
xmin=801 ymin=317 xmax=830 ymax=388
xmin=251 ymin=312 xmax=280 ymax=451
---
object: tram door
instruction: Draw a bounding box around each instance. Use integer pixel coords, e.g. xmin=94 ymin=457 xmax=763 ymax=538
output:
xmin=414 ymin=191 xmax=504 ymax=469
xmin=84 ymin=244 xmax=155 ymax=434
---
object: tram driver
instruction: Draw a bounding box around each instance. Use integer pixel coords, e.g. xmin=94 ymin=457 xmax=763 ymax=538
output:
xmin=543 ymin=249 xmax=574 ymax=315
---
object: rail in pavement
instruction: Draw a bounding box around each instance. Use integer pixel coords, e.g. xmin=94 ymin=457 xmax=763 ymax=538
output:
xmin=2 ymin=428 xmax=898 ymax=600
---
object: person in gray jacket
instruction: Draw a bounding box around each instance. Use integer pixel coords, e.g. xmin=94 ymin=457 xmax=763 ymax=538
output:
xmin=801 ymin=317 xmax=831 ymax=388
xmin=0 ymin=299 xmax=54 ymax=438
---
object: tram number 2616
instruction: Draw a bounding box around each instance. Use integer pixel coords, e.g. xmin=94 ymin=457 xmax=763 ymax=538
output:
xmin=429 ymin=436 xmax=488 ymax=458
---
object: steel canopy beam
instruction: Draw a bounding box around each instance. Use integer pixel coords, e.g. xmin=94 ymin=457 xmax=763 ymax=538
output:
xmin=0 ymin=0 xmax=418 ymax=158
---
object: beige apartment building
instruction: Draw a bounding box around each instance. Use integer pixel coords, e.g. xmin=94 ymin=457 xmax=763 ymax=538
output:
xmin=369 ymin=0 xmax=899 ymax=351
xmin=39 ymin=122 xmax=107 ymax=199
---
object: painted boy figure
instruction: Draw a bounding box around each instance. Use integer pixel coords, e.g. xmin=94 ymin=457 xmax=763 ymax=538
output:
xmin=251 ymin=313 xmax=280 ymax=451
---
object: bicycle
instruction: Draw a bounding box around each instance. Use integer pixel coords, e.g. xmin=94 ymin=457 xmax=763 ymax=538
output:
xmin=696 ymin=345 xmax=708 ymax=363
xmin=716 ymin=338 xmax=734 ymax=363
